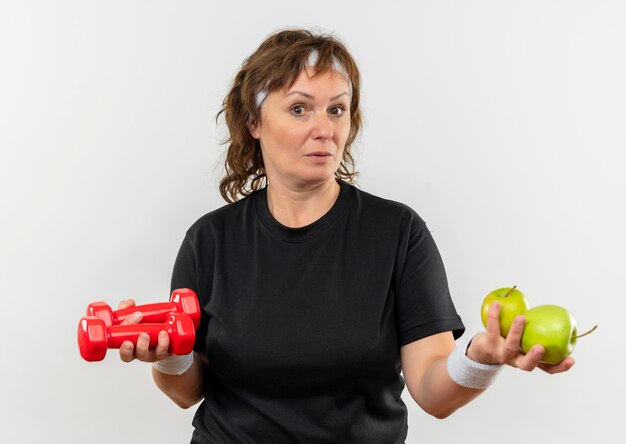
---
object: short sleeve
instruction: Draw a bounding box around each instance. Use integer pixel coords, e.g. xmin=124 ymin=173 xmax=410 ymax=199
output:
xmin=170 ymin=234 xmax=208 ymax=354
xmin=395 ymin=214 xmax=465 ymax=347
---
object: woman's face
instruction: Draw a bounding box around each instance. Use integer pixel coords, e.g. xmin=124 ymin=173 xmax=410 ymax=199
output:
xmin=249 ymin=67 xmax=351 ymax=189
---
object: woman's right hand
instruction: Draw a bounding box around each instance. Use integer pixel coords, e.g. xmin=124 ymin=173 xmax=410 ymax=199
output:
xmin=117 ymin=299 xmax=173 ymax=363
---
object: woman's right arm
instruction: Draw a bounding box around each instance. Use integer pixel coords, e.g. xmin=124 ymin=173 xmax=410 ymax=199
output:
xmin=117 ymin=300 xmax=208 ymax=409
xmin=151 ymin=350 xmax=208 ymax=409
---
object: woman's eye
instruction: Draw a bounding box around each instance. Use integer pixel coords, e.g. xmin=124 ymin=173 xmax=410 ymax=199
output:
xmin=291 ymin=105 xmax=306 ymax=115
xmin=329 ymin=106 xmax=346 ymax=117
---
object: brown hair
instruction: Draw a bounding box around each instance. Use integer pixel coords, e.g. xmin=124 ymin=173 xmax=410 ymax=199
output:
xmin=217 ymin=29 xmax=362 ymax=203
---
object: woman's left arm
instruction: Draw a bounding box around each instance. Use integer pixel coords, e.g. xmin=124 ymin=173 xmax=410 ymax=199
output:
xmin=400 ymin=302 xmax=574 ymax=419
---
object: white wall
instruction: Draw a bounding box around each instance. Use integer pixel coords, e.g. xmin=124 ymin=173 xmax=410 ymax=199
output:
xmin=1 ymin=1 xmax=624 ymax=443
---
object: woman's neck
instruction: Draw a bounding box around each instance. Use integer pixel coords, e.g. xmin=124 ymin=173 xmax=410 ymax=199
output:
xmin=266 ymin=179 xmax=341 ymax=228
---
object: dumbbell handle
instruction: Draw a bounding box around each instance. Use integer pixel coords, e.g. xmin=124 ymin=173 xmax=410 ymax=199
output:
xmin=78 ymin=313 xmax=196 ymax=361
xmin=114 ymin=302 xmax=188 ymax=325
xmin=106 ymin=322 xmax=180 ymax=349
xmin=107 ymin=315 xmax=195 ymax=355
xmin=86 ymin=288 xmax=200 ymax=329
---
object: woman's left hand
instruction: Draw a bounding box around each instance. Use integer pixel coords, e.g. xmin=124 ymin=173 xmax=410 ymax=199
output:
xmin=466 ymin=301 xmax=575 ymax=374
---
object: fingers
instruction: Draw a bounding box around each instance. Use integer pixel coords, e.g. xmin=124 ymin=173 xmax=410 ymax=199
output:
xmin=114 ymin=305 xmax=170 ymax=363
xmin=485 ymin=301 xmax=502 ymax=338
xmin=129 ymin=332 xmax=171 ymax=363
xmin=538 ymin=357 xmax=575 ymax=374
xmin=154 ymin=331 xmax=171 ymax=361
xmin=504 ymin=316 xmax=546 ymax=371
xmin=119 ymin=340 xmax=136 ymax=363
xmin=515 ymin=344 xmax=545 ymax=371
xmin=117 ymin=299 xmax=144 ymax=325
xmin=468 ymin=303 xmax=505 ymax=365
xmin=479 ymin=302 xmax=577 ymax=375
xmin=120 ymin=311 xmax=143 ymax=326
xmin=501 ymin=315 xmax=526 ymax=362
xmin=134 ymin=333 xmax=153 ymax=361
xmin=481 ymin=313 xmax=545 ymax=371
xmin=117 ymin=299 xmax=136 ymax=310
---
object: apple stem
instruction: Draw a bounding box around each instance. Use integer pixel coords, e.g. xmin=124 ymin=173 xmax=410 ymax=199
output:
xmin=573 ymin=325 xmax=598 ymax=340
xmin=503 ymin=285 xmax=517 ymax=298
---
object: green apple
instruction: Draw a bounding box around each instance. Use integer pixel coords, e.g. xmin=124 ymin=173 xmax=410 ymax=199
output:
xmin=481 ymin=286 xmax=530 ymax=337
xmin=520 ymin=304 xmax=596 ymax=365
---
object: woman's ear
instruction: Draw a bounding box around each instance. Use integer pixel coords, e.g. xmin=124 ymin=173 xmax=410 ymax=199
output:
xmin=248 ymin=120 xmax=260 ymax=139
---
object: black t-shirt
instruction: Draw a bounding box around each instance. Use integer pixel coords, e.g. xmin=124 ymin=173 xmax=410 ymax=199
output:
xmin=171 ymin=181 xmax=465 ymax=444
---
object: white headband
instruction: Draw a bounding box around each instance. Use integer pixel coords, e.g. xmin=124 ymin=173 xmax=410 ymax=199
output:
xmin=254 ymin=49 xmax=352 ymax=108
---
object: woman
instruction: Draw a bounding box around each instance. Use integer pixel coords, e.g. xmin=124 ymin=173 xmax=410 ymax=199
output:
xmin=118 ymin=29 xmax=573 ymax=443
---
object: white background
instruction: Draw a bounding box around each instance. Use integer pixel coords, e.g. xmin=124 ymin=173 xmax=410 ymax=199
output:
xmin=1 ymin=1 xmax=624 ymax=443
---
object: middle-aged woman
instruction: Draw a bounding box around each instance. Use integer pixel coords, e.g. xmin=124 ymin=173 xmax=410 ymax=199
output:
xmin=118 ymin=29 xmax=574 ymax=443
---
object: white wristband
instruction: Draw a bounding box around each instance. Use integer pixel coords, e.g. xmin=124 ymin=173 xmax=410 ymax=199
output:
xmin=152 ymin=352 xmax=194 ymax=375
xmin=447 ymin=334 xmax=502 ymax=390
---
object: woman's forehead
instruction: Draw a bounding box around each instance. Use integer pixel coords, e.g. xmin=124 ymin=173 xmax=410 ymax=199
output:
xmin=256 ymin=61 xmax=352 ymax=109
xmin=285 ymin=67 xmax=350 ymax=93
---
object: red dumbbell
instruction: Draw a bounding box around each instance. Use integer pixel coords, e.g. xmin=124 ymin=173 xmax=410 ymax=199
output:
xmin=86 ymin=288 xmax=201 ymax=329
xmin=77 ymin=312 xmax=196 ymax=362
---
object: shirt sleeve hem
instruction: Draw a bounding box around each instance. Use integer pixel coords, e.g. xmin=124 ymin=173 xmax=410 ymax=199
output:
xmin=398 ymin=318 xmax=466 ymax=347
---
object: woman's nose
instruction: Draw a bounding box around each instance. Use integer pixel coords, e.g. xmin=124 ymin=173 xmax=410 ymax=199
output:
xmin=310 ymin=113 xmax=333 ymax=141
